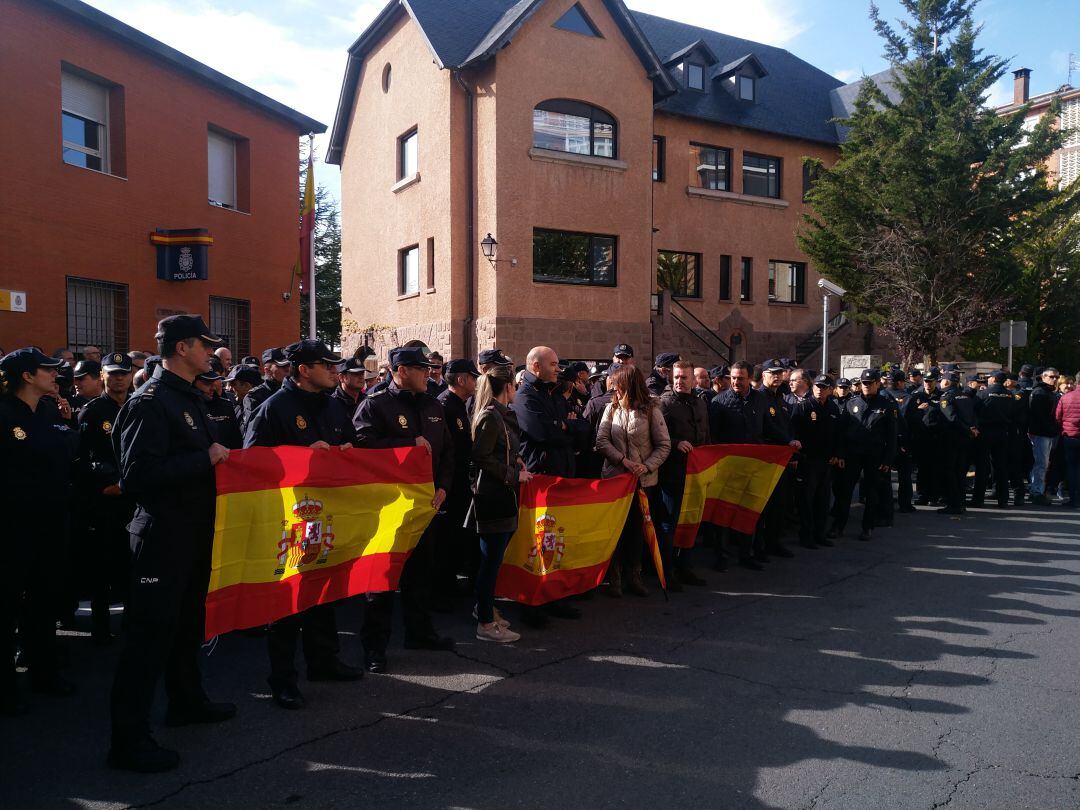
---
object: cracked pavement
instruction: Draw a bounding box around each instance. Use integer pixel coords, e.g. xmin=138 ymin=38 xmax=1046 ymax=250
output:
xmin=3 ymin=503 xmax=1080 ymax=809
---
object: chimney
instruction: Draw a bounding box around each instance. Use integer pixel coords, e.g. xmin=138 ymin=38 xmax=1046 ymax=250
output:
xmin=1013 ymin=68 xmax=1031 ymax=104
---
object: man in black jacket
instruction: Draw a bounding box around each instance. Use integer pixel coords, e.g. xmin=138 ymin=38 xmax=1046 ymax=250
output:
xmin=353 ymin=347 xmax=455 ymax=672
xmin=647 ymin=352 xmax=679 ymax=396
xmin=973 ymin=371 xmax=1020 ymax=508
xmin=331 ymin=357 xmax=367 ymax=418
xmin=242 ymin=348 xmax=289 ymax=429
xmin=883 ymin=369 xmax=915 ymax=518
xmin=831 ymin=369 xmax=897 ymax=540
xmin=1028 ymin=367 xmax=1062 ymax=505
xmin=195 ymin=367 xmax=243 ymax=450
xmin=758 ymin=359 xmax=802 ymax=559
xmin=792 ymin=375 xmax=844 ymax=549
xmin=245 ymin=340 xmax=362 ymax=709
xmin=933 ymin=371 xmax=979 ymax=514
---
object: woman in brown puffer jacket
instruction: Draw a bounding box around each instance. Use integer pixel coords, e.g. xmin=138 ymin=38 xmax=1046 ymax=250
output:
xmin=596 ymin=366 xmax=671 ymax=597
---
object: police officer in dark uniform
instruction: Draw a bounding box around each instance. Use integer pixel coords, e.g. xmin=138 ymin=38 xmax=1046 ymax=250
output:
xmin=913 ymin=368 xmax=942 ymax=505
xmin=834 ymin=378 xmax=853 ymax=404
xmin=72 ymin=359 xmax=104 ymax=414
xmin=225 ymin=364 xmax=263 ymax=423
xmin=931 ymin=370 xmax=978 ymax=515
xmin=792 ymin=375 xmax=844 ymax=549
xmin=1005 ymin=373 xmax=1031 ymax=504
xmin=76 ymin=352 xmax=136 ymax=644
xmin=832 ymin=369 xmax=897 ymax=541
xmin=647 ymin=352 xmax=679 ymax=397
xmin=244 ymin=340 xmax=362 ymax=710
xmin=1 ymin=348 xmax=79 ymax=716
xmin=759 ymin=359 xmax=801 ymax=558
xmin=973 ymin=371 xmax=1019 ymax=508
xmin=353 ymin=347 xmax=455 ymax=673
xmin=907 ymin=368 xmax=924 ymax=394
xmin=108 ymin=315 xmax=235 ymax=773
xmin=332 ymin=357 xmax=368 ymax=418
xmin=242 ymin=347 xmax=290 ymax=429
xmin=884 ymin=369 xmax=916 ymax=517
xmin=434 ymin=359 xmax=481 ymax=604
xmin=195 ymin=365 xmax=243 ymax=450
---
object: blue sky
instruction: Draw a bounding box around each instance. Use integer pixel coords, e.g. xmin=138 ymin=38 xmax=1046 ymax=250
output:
xmin=84 ymin=0 xmax=1079 ymax=206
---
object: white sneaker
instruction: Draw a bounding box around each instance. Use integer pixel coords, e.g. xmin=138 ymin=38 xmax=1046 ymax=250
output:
xmin=476 ymin=622 xmax=521 ymax=643
xmin=471 ymin=606 xmax=511 ymax=629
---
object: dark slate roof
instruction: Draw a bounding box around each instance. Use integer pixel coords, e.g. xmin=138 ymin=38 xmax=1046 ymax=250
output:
xmin=406 ymin=0 xmax=534 ymax=68
xmin=42 ymin=0 xmax=325 ymax=133
xmin=631 ymin=11 xmax=844 ymax=145
xmin=829 ymin=68 xmax=899 ymax=141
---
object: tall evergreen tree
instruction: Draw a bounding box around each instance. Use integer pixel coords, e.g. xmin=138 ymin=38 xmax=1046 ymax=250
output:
xmin=798 ymin=0 xmax=1067 ymax=365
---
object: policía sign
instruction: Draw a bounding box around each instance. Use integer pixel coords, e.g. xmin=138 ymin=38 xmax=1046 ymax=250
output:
xmin=150 ymin=229 xmax=213 ymax=281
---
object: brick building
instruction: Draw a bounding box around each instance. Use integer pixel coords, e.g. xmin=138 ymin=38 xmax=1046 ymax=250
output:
xmin=996 ymin=67 xmax=1080 ymax=190
xmin=0 ymin=0 xmax=325 ymax=358
xmin=329 ymin=0 xmax=890 ymax=370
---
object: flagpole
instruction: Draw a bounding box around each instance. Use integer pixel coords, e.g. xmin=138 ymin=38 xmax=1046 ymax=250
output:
xmin=307 ymin=133 xmax=317 ymax=340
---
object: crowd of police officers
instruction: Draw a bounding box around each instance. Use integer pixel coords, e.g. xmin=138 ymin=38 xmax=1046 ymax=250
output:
xmin=0 ymin=314 xmax=1072 ymax=773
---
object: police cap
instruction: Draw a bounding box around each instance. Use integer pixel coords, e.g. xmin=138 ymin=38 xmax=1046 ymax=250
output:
xmin=925 ymin=367 xmax=941 ymax=381
xmin=604 ymin=362 xmax=624 ymax=377
xmin=56 ymin=362 xmax=74 ymax=383
xmin=197 ymin=368 xmax=223 ymax=382
xmin=1020 ymin=364 xmax=1034 ymax=375
xmin=478 ymin=348 xmax=512 ymax=367
xmin=890 ymin=369 xmax=906 ymax=383
xmin=837 ymin=378 xmax=851 ymax=389
xmin=261 ymin=347 xmax=290 ymax=367
xmin=388 ymin=346 xmax=439 ymax=370
xmin=943 ymin=370 xmax=961 ymax=383
xmin=144 ymin=355 xmax=162 ymax=374
xmin=710 ymin=365 xmax=730 ymax=379
xmin=0 ymin=347 xmax=65 ymax=378
xmin=990 ymin=371 xmax=1008 ymax=384
xmin=613 ymin=343 xmax=634 ymax=359
xmin=155 ymin=314 xmax=223 ymax=346
xmin=859 ymin=368 xmax=882 ymax=383
xmin=965 ymin=372 xmax=981 ymax=383
xmin=763 ymin=359 xmax=785 ymax=373
xmin=73 ymin=360 xmax=102 ymax=378
xmin=102 ymin=352 xmax=133 ymax=373
xmin=908 ymin=368 xmax=924 ymax=378
xmin=814 ymin=374 xmax=835 ymax=387
xmin=226 ymin=365 xmax=263 ymax=386
xmin=779 ymin=357 xmax=794 ymax=369
xmin=1006 ymin=372 xmax=1019 ymax=382
xmin=240 ymin=355 xmax=259 ymax=366
xmin=655 ymin=352 xmax=680 ymax=369
xmin=284 ymin=339 xmax=341 ymax=367
xmin=941 ymin=362 xmax=960 ymax=373
xmin=336 ymin=357 xmax=366 ymax=374
xmin=446 ymin=359 xmax=481 ymax=378
xmin=565 ymin=361 xmax=589 ymax=377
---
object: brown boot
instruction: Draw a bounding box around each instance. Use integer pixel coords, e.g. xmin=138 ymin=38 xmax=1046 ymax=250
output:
xmin=627 ymin=566 xmax=649 ymax=597
xmin=606 ymin=564 xmax=623 ymax=598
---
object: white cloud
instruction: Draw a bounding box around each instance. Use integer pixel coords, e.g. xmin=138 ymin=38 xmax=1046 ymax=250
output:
xmin=625 ymin=0 xmax=807 ymax=47
xmin=833 ymin=68 xmax=860 ymax=83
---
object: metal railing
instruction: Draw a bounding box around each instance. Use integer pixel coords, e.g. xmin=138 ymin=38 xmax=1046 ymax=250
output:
xmin=666 ymin=296 xmax=732 ymax=365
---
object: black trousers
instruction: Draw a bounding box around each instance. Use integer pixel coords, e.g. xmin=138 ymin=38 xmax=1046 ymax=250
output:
xmin=3 ymin=529 xmax=64 ymax=693
xmin=915 ymin=436 xmax=941 ymax=501
xmin=89 ymin=507 xmax=133 ymax=635
xmin=942 ymin=436 xmax=971 ymax=510
xmin=798 ymin=459 xmax=832 ymax=546
xmin=895 ymin=450 xmax=914 ymax=510
xmin=758 ymin=467 xmax=792 ymax=551
xmin=110 ymin=525 xmax=212 ymax=745
xmin=973 ymin=430 xmax=1011 ymax=506
xmin=432 ymin=491 xmax=476 ymax=596
xmin=833 ymin=457 xmax=881 ymax=533
xmin=266 ymin=603 xmax=340 ymax=689
xmin=361 ymin=522 xmax=439 ymax=654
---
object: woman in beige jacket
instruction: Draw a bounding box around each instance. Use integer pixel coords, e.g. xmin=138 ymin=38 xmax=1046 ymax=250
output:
xmin=596 ymin=366 xmax=671 ymax=596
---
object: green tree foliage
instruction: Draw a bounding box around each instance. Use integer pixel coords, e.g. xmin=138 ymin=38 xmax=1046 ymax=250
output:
xmin=798 ymin=0 xmax=1066 ymax=365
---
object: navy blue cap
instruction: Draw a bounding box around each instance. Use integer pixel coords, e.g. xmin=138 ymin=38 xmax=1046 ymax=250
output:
xmin=965 ymin=372 xmax=981 ymax=382
xmin=890 ymin=369 xmax=906 ymax=382
xmin=284 ymin=340 xmax=341 ymax=366
xmin=56 ymin=362 xmax=74 ymax=382
xmin=1 ymin=347 xmax=65 ymax=378
xmin=446 ymin=359 xmax=480 ymax=377
xmin=337 ymin=357 xmax=367 ymax=374
xmin=197 ymin=368 xmax=223 ymax=382
xmin=762 ymin=358 xmax=785 ymax=373
xmin=709 ymin=365 xmax=730 ymax=378
xmin=73 ymin=360 xmax=102 ymax=378
xmin=604 ymin=362 xmax=624 ymax=377
xmin=226 ymin=365 xmax=263 ymax=386
xmin=836 ymin=378 xmax=851 ymax=388
xmin=240 ymin=355 xmax=259 ymax=366
xmin=566 ymin=361 xmax=589 ymax=376
xmin=814 ymin=374 xmax=835 ymax=387
xmin=908 ymin=368 xmax=924 ymax=377
xmin=155 ymin=314 xmax=222 ymax=346
xmin=478 ymin=348 xmax=512 ymax=367
xmin=943 ymin=370 xmax=961 ymax=382
xmin=941 ymin=362 xmax=960 ymax=372
xmin=990 ymin=371 xmax=1008 ymax=383
xmin=144 ymin=355 xmax=162 ymax=373
xmin=389 ymin=346 xmax=439 ymax=369
xmin=261 ymin=347 xmax=290 ymax=366
xmin=655 ymin=352 xmax=680 ymax=368
xmin=859 ymin=368 xmax=881 ymax=383
xmin=1020 ymin=364 xmax=1034 ymax=374
xmin=1006 ymin=372 xmax=1019 ymax=382
xmin=102 ymin=352 xmax=133 ymax=373
xmin=779 ymin=357 xmax=794 ymax=369
xmin=613 ymin=343 xmax=634 ymax=358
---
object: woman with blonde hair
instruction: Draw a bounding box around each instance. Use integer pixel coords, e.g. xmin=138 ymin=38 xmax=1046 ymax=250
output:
xmin=469 ymin=365 xmax=532 ymax=642
xmin=595 ymin=366 xmax=671 ymax=597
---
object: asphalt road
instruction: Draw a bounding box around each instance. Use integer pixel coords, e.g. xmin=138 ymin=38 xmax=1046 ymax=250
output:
xmin=4 ymin=502 xmax=1080 ymax=809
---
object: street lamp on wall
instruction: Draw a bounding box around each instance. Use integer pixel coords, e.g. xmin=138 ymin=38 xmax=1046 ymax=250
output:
xmin=480 ymin=233 xmax=517 ymax=268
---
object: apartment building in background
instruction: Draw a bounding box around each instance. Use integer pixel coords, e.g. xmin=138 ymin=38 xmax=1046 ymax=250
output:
xmin=329 ymin=0 xmax=891 ymax=369
xmin=997 ymin=67 xmax=1080 ymax=190
xmin=0 ymin=0 xmax=325 ymax=357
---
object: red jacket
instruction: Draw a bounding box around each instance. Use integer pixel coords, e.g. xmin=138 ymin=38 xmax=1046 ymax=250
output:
xmin=1056 ymin=389 xmax=1080 ymax=438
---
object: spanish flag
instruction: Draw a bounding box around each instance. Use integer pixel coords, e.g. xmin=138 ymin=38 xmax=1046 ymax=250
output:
xmin=673 ymin=444 xmax=795 ymax=547
xmin=495 ymin=474 xmax=637 ymax=605
xmin=295 ymin=153 xmax=315 ymax=290
xmin=204 ymin=446 xmax=435 ymax=639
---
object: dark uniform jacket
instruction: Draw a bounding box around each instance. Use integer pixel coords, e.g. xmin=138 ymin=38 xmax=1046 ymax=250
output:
xmin=205 ymin=394 xmax=243 ymax=449
xmin=791 ymin=396 xmax=844 ymax=462
xmin=77 ymin=393 xmax=127 ymax=493
xmin=242 ymin=378 xmax=282 ymax=427
xmin=244 ymin=377 xmax=356 ymax=449
xmin=1 ymin=395 xmax=78 ymax=523
xmin=709 ymin=388 xmax=766 ymax=444
xmin=437 ymin=388 xmax=473 ymax=506
xmin=659 ymin=389 xmax=710 ymax=497
xmin=513 ymin=371 xmax=575 ymax=477
xmin=976 ymin=384 xmax=1021 ymax=437
xmin=1029 ymin=382 xmax=1061 ymax=437
xmin=645 ymin=371 xmax=668 ymax=397
xmin=695 ymin=387 xmax=717 ymax=405
xmin=929 ymin=388 xmax=976 ymax=439
xmin=842 ymin=393 xmax=897 ymax=466
xmin=330 ymin=385 xmax=364 ymax=420
xmin=111 ymin=367 xmax=218 ymax=537
xmin=760 ymin=387 xmax=794 ymax=446
xmin=353 ymin=380 xmax=454 ymax=493
xmin=885 ymin=387 xmax=914 ymax=454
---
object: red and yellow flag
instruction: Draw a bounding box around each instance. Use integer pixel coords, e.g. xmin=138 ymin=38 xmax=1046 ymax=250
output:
xmin=673 ymin=444 xmax=795 ymax=547
xmin=295 ymin=153 xmax=315 ymax=289
xmin=495 ymin=474 xmax=637 ymax=605
xmin=637 ymin=488 xmax=667 ymax=593
xmin=205 ymin=446 xmax=435 ymax=639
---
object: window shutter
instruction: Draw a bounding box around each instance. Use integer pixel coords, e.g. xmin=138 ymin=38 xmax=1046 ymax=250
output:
xmin=207 ymin=131 xmax=236 ymax=207
xmin=61 ymin=71 xmax=108 ymax=123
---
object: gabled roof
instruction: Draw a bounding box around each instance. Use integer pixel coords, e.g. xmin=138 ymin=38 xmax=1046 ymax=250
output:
xmin=829 ymin=68 xmax=900 ymax=141
xmin=40 ymin=0 xmax=325 ymax=134
xmin=327 ymin=0 xmax=677 ymax=164
xmin=716 ymin=53 xmax=768 ymax=79
xmin=663 ymin=39 xmax=720 ymax=68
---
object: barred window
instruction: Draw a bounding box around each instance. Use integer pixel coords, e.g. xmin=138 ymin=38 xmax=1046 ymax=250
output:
xmin=209 ymin=296 xmax=251 ymax=357
xmin=66 ymin=277 xmax=128 ymax=353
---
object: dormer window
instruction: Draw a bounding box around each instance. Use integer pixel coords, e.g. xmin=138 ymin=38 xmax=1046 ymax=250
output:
xmin=687 ymin=63 xmax=705 ymax=91
xmin=739 ymin=75 xmax=755 ymax=101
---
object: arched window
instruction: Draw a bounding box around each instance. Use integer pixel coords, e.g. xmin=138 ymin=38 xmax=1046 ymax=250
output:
xmin=532 ymin=99 xmax=617 ymax=159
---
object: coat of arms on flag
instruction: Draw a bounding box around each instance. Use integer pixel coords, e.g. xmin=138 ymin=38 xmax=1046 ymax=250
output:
xmin=275 ymin=495 xmax=335 ymax=574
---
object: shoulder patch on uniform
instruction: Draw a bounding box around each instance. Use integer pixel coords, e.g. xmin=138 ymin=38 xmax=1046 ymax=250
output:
xmin=142 ymin=383 xmax=159 ymax=399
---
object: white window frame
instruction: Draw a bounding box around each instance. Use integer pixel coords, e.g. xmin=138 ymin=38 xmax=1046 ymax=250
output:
xmin=399 ymin=129 xmax=418 ymax=180
xmin=208 ymin=129 xmax=238 ymax=209
xmin=739 ymin=75 xmax=755 ymax=101
xmin=400 ymin=245 xmax=420 ymax=295
xmin=61 ymin=69 xmax=109 ymax=173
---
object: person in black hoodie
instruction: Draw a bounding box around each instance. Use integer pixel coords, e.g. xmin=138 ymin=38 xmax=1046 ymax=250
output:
xmin=245 ymin=340 xmax=362 ymax=710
